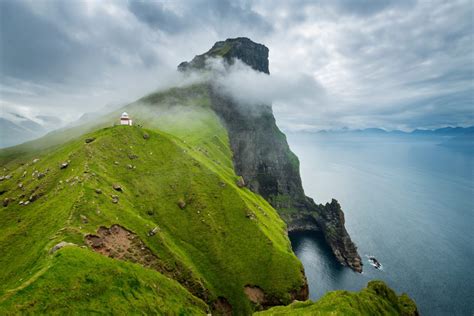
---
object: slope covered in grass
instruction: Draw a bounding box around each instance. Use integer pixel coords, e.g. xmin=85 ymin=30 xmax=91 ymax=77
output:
xmin=0 ymin=247 xmax=208 ymax=315
xmin=0 ymin=107 xmax=306 ymax=314
xmin=255 ymin=281 xmax=418 ymax=316
xmin=0 ymin=83 xmax=416 ymax=314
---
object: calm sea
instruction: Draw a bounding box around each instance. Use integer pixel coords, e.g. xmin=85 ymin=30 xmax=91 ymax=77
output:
xmin=286 ymin=133 xmax=474 ymax=315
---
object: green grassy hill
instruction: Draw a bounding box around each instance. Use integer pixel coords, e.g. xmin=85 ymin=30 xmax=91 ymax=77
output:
xmin=0 ymin=86 xmax=307 ymax=314
xmin=0 ymin=83 xmax=417 ymax=315
xmin=0 ymin=247 xmax=208 ymax=315
xmin=255 ymin=281 xmax=418 ymax=316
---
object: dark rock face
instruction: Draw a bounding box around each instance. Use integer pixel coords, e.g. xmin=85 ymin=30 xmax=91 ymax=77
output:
xmin=316 ymin=199 xmax=362 ymax=272
xmin=178 ymin=37 xmax=362 ymax=273
xmin=208 ymin=90 xmax=308 ymax=211
xmin=178 ymin=37 xmax=269 ymax=74
xmin=209 ymin=88 xmax=362 ymax=273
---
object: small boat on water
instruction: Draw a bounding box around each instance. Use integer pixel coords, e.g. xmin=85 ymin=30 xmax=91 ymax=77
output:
xmin=368 ymin=256 xmax=382 ymax=269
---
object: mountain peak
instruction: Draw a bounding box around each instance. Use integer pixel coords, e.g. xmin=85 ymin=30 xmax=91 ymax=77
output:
xmin=178 ymin=37 xmax=269 ymax=74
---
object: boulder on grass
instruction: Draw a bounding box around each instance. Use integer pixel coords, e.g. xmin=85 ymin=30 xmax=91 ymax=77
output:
xmin=178 ymin=199 xmax=186 ymax=209
xmin=111 ymin=195 xmax=119 ymax=204
xmin=49 ymin=241 xmax=76 ymax=254
xmin=236 ymin=176 xmax=246 ymax=188
xmin=148 ymin=226 xmax=160 ymax=236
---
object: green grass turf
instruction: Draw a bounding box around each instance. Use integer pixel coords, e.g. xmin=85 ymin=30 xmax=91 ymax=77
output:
xmin=0 ymin=86 xmax=306 ymax=314
xmin=0 ymin=247 xmax=208 ymax=315
xmin=0 ymin=84 xmax=415 ymax=315
xmin=254 ymin=280 xmax=418 ymax=316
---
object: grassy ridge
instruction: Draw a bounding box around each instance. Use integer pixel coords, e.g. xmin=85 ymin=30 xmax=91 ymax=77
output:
xmin=0 ymin=97 xmax=306 ymax=314
xmin=0 ymin=247 xmax=208 ymax=315
xmin=255 ymin=281 xmax=418 ymax=316
xmin=0 ymin=84 xmax=416 ymax=314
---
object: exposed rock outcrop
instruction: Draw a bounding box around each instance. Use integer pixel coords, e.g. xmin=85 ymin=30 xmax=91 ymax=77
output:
xmin=316 ymin=199 xmax=362 ymax=272
xmin=179 ymin=37 xmax=362 ymax=272
xmin=178 ymin=37 xmax=269 ymax=74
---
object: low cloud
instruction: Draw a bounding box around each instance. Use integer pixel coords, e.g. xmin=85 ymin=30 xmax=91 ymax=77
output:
xmin=206 ymin=58 xmax=325 ymax=108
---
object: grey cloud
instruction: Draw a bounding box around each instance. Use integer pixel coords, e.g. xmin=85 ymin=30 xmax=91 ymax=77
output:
xmin=0 ymin=0 xmax=81 ymax=82
xmin=129 ymin=0 xmax=273 ymax=36
xmin=128 ymin=1 xmax=189 ymax=34
xmin=0 ymin=0 xmax=472 ymax=132
xmin=1 ymin=0 xmax=164 ymax=84
xmin=328 ymin=0 xmax=416 ymax=16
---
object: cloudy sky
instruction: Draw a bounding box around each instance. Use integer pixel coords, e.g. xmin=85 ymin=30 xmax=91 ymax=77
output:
xmin=0 ymin=0 xmax=472 ymax=131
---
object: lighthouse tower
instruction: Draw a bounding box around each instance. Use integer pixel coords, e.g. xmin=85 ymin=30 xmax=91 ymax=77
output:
xmin=120 ymin=112 xmax=133 ymax=126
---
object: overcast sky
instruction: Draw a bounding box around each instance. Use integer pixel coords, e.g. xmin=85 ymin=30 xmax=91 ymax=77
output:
xmin=0 ymin=0 xmax=472 ymax=131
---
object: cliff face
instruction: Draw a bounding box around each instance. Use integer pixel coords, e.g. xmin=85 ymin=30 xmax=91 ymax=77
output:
xmin=179 ymin=37 xmax=362 ymax=272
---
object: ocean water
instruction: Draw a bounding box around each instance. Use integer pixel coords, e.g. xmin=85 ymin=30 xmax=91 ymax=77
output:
xmin=286 ymin=133 xmax=474 ymax=315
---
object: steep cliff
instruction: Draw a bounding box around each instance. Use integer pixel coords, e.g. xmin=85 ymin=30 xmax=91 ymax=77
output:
xmin=0 ymin=38 xmax=421 ymax=315
xmin=180 ymin=37 xmax=362 ymax=272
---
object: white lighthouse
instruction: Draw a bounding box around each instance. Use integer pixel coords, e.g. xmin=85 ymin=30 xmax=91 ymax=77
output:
xmin=120 ymin=112 xmax=133 ymax=126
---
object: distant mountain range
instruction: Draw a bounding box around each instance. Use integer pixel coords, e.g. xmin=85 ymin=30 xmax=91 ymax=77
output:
xmin=0 ymin=113 xmax=62 ymax=148
xmin=315 ymin=126 xmax=474 ymax=136
xmin=309 ymin=126 xmax=474 ymax=150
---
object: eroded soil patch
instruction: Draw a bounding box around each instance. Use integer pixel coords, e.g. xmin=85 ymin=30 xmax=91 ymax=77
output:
xmin=85 ymin=224 xmax=158 ymax=267
xmin=85 ymin=224 xmax=211 ymax=305
xmin=244 ymin=282 xmax=309 ymax=310
xmin=212 ymin=297 xmax=233 ymax=315
xmin=244 ymin=285 xmax=265 ymax=304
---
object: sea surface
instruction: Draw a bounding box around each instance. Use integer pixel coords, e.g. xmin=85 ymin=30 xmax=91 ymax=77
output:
xmin=286 ymin=133 xmax=474 ymax=315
